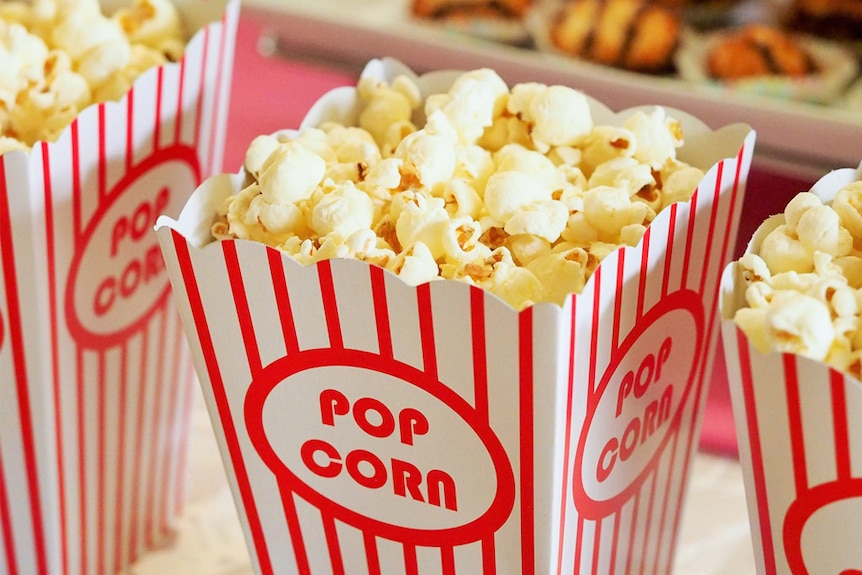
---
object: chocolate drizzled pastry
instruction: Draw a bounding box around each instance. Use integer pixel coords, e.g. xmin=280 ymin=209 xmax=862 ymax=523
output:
xmin=550 ymin=0 xmax=681 ymax=74
xmin=411 ymin=0 xmax=533 ymax=20
xmin=706 ymin=25 xmax=818 ymax=80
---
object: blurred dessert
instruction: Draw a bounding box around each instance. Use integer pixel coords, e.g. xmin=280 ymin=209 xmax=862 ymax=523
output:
xmin=411 ymin=0 xmax=533 ymax=20
xmin=549 ymin=0 xmax=681 ymax=74
xmin=410 ymin=0 xmax=534 ymax=43
xmin=706 ymin=24 xmax=817 ymax=80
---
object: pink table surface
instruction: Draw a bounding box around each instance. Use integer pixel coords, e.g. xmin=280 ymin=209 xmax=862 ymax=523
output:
xmin=222 ymin=12 xmax=817 ymax=460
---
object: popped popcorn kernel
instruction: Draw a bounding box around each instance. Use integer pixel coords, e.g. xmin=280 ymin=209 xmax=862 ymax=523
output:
xmin=520 ymin=83 xmax=593 ymax=153
xmin=357 ymin=74 xmax=421 ymax=148
xmin=213 ymin=68 xmax=706 ymax=309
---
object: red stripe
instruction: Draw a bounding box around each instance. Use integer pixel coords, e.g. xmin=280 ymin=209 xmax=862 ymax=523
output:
xmin=470 ymin=287 xmax=488 ymax=422
xmin=623 ymin=492 xmax=640 ymax=575
xmin=41 ymin=142 xmax=69 ymax=573
xmin=223 ymin=242 xmax=262 ymax=373
xmin=518 ymin=309 xmax=535 ymax=575
xmin=98 ymin=103 xmax=108 ymax=199
xmin=77 ymin=348 xmax=88 ymax=574
xmin=159 ymin=310 xmax=186 ymax=535
xmin=441 ymin=546 xmax=455 ymax=573
xmin=371 ymin=265 xmax=392 ymax=358
xmin=172 ymin=232 xmax=275 ymax=574
xmin=661 ymin=207 xmax=677 ymax=299
xmin=127 ymin=327 xmax=150 ymax=561
xmin=0 ymin=156 xmax=48 ymax=573
xmin=126 ymin=89 xmax=135 ymax=171
xmin=417 ymin=283 xmax=437 ymax=381
xmin=638 ymin=475 xmax=658 ymax=575
xmin=172 ymin=355 xmax=197 ymax=518
xmin=363 ymin=531 xmax=381 ymax=575
xmin=652 ymin=434 xmax=679 ymax=575
xmin=318 ymin=260 xmax=344 ymax=350
xmin=175 ymin=57 xmax=186 ymax=143
xmin=637 ymin=228 xmax=650 ymax=320
xmin=154 ymin=67 xmax=164 ymax=150
xmin=612 ymin=250 xmax=625 ymax=350
xmin=0 ymin=452 xmax=17 ymax=575
xmin=144 ymin=308 xmax=169 ymax=547
xmin=193 ymin=28 xmax=210 ymax=157
xmin=267 ymin=249 xmax=300 ymax=355
xmin=556 ymin=300 xmax=577 ymax=575
xmin=208 ymin=12 xmax=229 ymax=175
xmin=97 ymin=353 xmax=107 ymax=575
xmin=590 ymin=518 xmax=602 ymax=575
xmin=573 ymin=515 xmax=584 ymax=573
xmin=680 ymin=191 xmax=697 ymax=290
xmin=697 ymin=163 xmax=724 ymax=296
xmin=473 ymin=288 xmax=495 ymax=575
xmin=404 ymin=543 xmax=418 ymax=575
xmin=737 ymin=331 xmax=777 ymax=575
xmin=322 ymin=515 xmax=345 ymax=575
xmin=783 ymin=355 xmax=809 ymax=493
xmin=71 ymin=121 xmax=82 ymax=242
xmin=278 ymin=482 xmax=311 ymax=575
xmin=608 ymin=510 xmax=621 ymax=574
xmin=113 ymin=345 xmax=130 ymax=574
xmin=588 ymin=267 xmax=602 ymax=405
xmin=831 ymin=371 xmax=851 ymax=480
xmin=482 ymin=535 xmax=497 ymax=575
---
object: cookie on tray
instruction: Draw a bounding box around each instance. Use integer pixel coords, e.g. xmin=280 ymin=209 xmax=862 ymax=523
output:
xmin=545 ymin=0 xmax=682 ymax=75
xmin=676 ymin=23 xmax=859 ymax=104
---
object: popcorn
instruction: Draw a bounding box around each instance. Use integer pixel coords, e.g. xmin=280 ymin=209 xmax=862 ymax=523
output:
xmin=508 ymin=83 xmax=593 ymax=153
xmin=311 ymin=180 xmax=375 ymax=239
xmin=424 ymin=67 xmax=508 ymax=146
xmin=213 ymin=71 xmax=706 ymax=310
xmin=624 ymin=107 xmax=684 ymax=169
xmin=357 ymin=74 xmax=421 ymax=148
xmin=259 ymin=141 xmax=327 ymax=204
xmin=0 ymin=0 xmax=186 ymax=150
xmin=112 ymin=0 xmax=185 ymax=61
xmin=733 ymin=178 xmax=862 ymax=378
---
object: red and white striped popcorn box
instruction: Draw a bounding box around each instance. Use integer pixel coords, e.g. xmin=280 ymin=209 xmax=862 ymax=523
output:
xmin=0 ymin=2 xmax=239 ymax=574
xmin=721 ymin=162 xmax=862 ymax=575
xmin=157 ymin=59 xmax=754 ymax=575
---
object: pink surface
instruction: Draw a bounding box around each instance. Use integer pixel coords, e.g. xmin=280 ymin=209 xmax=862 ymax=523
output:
xmin=223 ymin=13 xmax=816 ymax=459
xmin=222 ymin=16 xmax=357 ymax=171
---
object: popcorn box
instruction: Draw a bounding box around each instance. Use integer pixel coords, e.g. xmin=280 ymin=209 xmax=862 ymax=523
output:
xmin=0 ymin=2 xmax=239 ymax=574
xmin=721 ymin=163 xmax=862 ymax=575
xmin=157 ymin=59 xmax=754 ymax=574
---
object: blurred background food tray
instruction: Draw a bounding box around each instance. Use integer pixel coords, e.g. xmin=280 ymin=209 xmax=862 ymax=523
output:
xmin=243 ymin=0 xmax=862 ymax=181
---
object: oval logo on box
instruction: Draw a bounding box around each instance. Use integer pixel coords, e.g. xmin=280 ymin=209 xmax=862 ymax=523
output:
xmin=65 ymin=146 xmax=199 ymax=348
xmin=784 ymin=480 xmax=862 ymax=574
xmin=573 ymin=289 xmax=703 ymax=519
xmin=244 ymin=347 xmax=516 ymax=546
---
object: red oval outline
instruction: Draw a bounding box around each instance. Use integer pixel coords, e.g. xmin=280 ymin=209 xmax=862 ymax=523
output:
xmin=65 ymin=145 xmax=200 ymax=349
xmin=244 ymin=346 xmax=516 ymax=547
xmin=784 ymin=478 xmax=862 ymax=574
xmin=572 ymin=289 xmax=704 ymax=519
